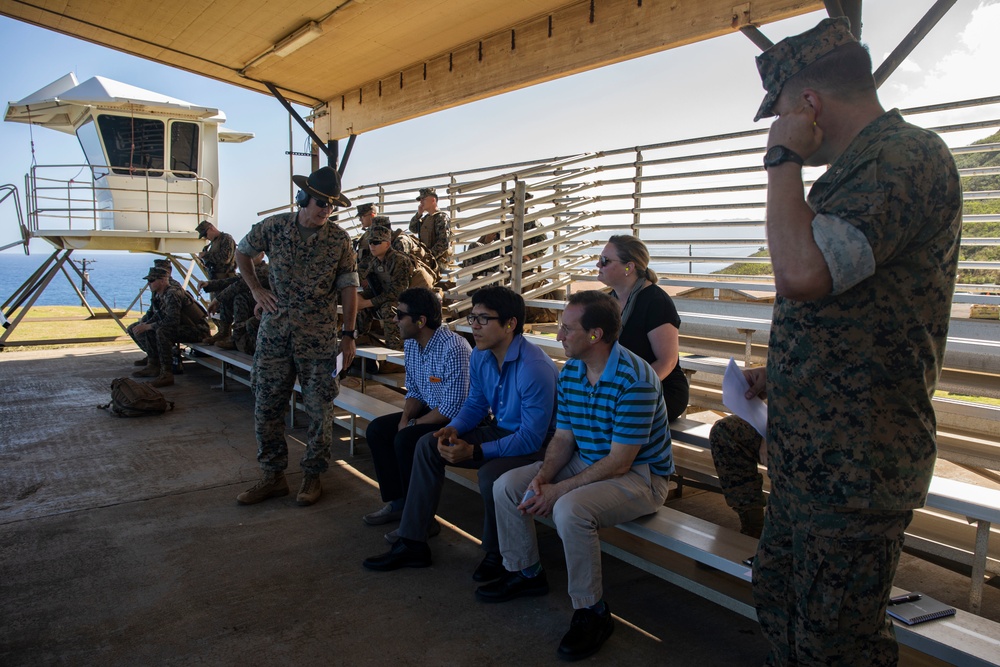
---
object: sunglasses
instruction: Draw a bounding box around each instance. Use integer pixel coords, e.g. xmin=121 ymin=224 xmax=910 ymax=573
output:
xmin=312 ymin=196 xmax=334 ymax=209
xmin=392 ymin=308 xmax=414 ymax=320
xmin=597 ymin=255 xmax=622 ymax=267
xmin=369 ymin=240 xmax=388 ymax=246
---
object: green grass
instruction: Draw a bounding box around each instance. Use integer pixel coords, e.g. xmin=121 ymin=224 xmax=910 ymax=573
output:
xmin=1 ymin=305 xmax=142 ymax=351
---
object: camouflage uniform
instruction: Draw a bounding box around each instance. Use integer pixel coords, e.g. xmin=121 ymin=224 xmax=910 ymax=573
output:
xmin=752 ymin=21 xmax=963 ymax=666
xmin=126 ymin=273 xmax=185 ymax=348
xmin=201 ymin=231 xmax=237 ymax=279
xmin=132 ymin=283 xmax=210 ymax=366
xmin=206 ymin=263 xmax=270 ymax=331
xmin=709 ymin=414 xmax=765 ymax=537
xmin=408 ymin=210 xmax=451 ymax=267
xmin=358 ymin=246 xmax=416 ymax=350
xmin=238 ymin=212 xmax=358 ymax=476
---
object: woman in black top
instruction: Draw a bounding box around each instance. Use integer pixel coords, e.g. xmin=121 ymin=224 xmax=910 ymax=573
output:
xmin=597 ymin=235 xmax=689 ymax=422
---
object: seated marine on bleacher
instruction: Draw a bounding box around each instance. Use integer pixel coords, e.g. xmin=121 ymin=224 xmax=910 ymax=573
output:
xmin=129 ymin=266 xmax=210 ymax=388
xmin=200 ymin=251 xmax=269 ymax=354
xmin=195 ymin=220 xmax=237 ymax=284
xmin=363 ymin=286 xmax=558 ymax=583
xmin=477 ymin=290 xmax=673 ymax=662
xmin=353 ymin=202 xmax=379 ymax=288
xmin=710 ymin=414 xmax=767 ymax=539
xmin=356 ymin=225 xmax=434 ymax=350
xmin=128 ymin=258 xmax=182 ymax=368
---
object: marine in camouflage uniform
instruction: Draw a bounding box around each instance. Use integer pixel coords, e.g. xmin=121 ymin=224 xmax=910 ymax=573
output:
xmin=709 ymin=414 xmax=766 ymax=538
xmin=409 ymin=187 xmax=451 ymax=268
xmin=357 ymin=225 xmax=427 ymax=350
xmin=353 ymin=204 xmax=379 ymax=289
xmin=130 ymin=266 xmax=211 ymax=387
xmin=127 ymin=258 xmax=185 ymax=364
xmin=234 ymin=166 xmax=358 ymax=507
xmin=205 ymin=257 xmax=270 ymax=351
xmin=196 ymin=220 xmax=237 ymax=281
xmin=750 ymin=19 xmax=963 ymax=666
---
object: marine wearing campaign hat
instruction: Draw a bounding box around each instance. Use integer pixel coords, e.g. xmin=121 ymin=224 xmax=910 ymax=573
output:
xmin=293 ymin=165 xmax=351 ymax=208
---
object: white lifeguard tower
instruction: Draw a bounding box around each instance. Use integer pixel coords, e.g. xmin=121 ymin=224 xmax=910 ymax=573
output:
xmin=0 ymin=73 xmax=252 ymax=346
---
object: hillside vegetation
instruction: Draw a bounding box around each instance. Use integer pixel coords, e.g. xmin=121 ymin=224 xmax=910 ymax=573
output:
xmin=716 ymin=129 xmax=1000 ymax=284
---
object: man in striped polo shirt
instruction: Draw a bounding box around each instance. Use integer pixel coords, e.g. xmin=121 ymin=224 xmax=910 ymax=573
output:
xmin=477 ymin=290 xmax=673 ymax=662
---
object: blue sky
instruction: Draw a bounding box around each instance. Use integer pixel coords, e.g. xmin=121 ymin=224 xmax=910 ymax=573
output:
xmin=0 ymin=1 xmax=996 ymax=252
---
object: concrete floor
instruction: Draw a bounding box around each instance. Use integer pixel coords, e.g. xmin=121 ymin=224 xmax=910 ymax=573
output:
xmin=0 ymin=345 xmax=997 ymax=666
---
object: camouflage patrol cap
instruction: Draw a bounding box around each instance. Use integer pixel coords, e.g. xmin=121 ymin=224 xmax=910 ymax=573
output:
xmin=368 ymin=225 xmax=391 ymax=244
xmin=152 ymin=259 xmax=172 ymax=270
xmin=143 ymin=267 xmax=169 ymax=281
xmin=416 ymin=187 xmax=437 ymax=201
xmin=195 ymin=220 xmax=211 ymax=238
xmin=372 ymin=215 xmax=391 ymax=226
xmin=754 ymin=17 xmax=856 ymax=122
xmin=356 ymin=202 xmax=376 ymax=216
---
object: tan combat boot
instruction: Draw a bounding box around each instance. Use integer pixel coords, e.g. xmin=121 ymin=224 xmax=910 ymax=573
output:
xmin=296 ymin=474 xmax=322 ymax=506
xmin=237 ymin=471 xmax=289 ymax=505
xmin=202 ymin=321 xmax=232 ymax=345
xmin=150 ymin=371 xmax=174 ymax=388
xmin=132 ymin=362 xmax=160 ymax=378
xmin=215 ymin=336 xmax=236 ymax=350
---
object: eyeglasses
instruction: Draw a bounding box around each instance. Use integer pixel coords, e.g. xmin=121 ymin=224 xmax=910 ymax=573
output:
xmin=558 ymin=322 xmax=583 ymax=335
xmin=597 ymin=255 xmax=622 ymax=267
xmin=467 ymin=313 xmax=502 ymax=326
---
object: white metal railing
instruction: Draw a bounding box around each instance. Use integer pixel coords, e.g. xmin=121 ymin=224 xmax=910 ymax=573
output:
xmin=24 ymin=164 xmax=217 ymax=234
xmin=341 ymin=94 xmax=1000 ymax=312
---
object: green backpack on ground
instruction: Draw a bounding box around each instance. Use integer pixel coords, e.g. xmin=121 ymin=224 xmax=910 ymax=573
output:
xmin=99 ymin=377 xmax=175 ymax=417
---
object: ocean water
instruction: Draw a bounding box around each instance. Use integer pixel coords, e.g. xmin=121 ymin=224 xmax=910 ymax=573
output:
xmin=0 ymin=251 xmax=177 ymax=309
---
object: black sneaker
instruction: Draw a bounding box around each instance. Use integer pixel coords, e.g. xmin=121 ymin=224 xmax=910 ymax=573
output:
xmin=557 ymin=606 xmax=614 ymax=661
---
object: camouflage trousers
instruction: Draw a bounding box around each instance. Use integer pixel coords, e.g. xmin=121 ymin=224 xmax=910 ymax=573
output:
xmin=753 ymin=490 xmax=912 ymax=666
xmin=251 ymin=348 xmax=339 ymax=475
xmin=233 ymin=316 xmax=259 ymax=355
xmin=356 ymin=304 xmax=402 ymax=350
xmin=215 ymin=287 xmax=255 ymax=328
xmin=130 ymin=320 xmax=210 ymax=366
xmin=710 ymin=414 xmax=766 ymax=512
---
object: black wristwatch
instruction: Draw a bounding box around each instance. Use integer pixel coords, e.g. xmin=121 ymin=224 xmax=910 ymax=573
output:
xmin=763 ymin=145 xmax=804 ymax=170
xmin=340 ymin=329 xmax=356 ymax=339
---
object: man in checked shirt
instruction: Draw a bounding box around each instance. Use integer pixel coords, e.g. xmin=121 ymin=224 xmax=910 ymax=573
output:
xmin=360 ymin=288 xmax=472 ymax=532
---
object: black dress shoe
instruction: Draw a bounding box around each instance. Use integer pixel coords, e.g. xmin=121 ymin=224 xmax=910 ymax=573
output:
xmin=362 ymin=539 xmax=432 ymax=571
xmin=475 ymin=569 xmax=549 ymax=603
xmin=557 ymin=606 xmax=614 ymax=661
xmin=472 ymin=552 xmax=506 ymax=582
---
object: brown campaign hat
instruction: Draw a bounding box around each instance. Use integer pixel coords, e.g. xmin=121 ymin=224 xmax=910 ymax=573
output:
xmin=292 ymin=166 xmax=352 ymax=208
xmin=754 ymin=17 xmax=856 ymax=122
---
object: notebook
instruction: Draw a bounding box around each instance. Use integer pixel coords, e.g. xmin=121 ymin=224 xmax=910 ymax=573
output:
xmin=886 ymin=593 xmax=956 ymax=626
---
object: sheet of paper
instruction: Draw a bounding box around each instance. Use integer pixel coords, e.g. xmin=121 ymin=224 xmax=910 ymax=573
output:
xmin=335 ymin=352 xmax=343 ymax=377
xmin=722 ymin=357 xmax=767 ymax=439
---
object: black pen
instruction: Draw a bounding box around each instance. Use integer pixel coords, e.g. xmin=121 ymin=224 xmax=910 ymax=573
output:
xmin=888 ymin=593 xmax=922 ymax=606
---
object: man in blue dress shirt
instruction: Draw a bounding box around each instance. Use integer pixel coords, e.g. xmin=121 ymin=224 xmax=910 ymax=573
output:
xmin=363 ymin=287 xmax=558 ymax=579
